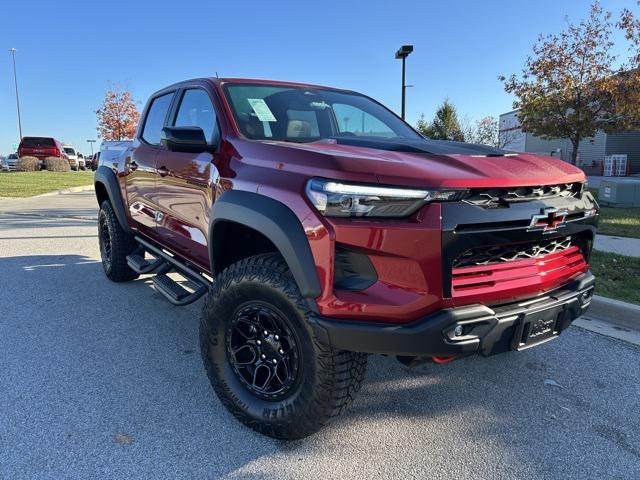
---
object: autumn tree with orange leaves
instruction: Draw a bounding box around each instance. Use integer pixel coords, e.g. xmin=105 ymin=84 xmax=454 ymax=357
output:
xmin=96 ymin=89 xmax=140 ymax=140
xmin=500 ymin=2 xmax=640 ymax=165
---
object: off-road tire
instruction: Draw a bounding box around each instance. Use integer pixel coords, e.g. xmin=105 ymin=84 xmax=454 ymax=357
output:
xmin=98 ymin=200 xmax=139 ymax=282
xmin=200 ymin=253 xmax=367 ymax=440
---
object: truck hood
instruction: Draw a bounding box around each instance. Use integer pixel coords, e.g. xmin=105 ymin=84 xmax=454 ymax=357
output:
xmin=269 ymin=137 xmax=585 ymax=188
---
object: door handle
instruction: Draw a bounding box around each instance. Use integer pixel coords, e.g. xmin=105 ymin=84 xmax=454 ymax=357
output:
xmin=157 ymin=166 xmax=170 ymax=177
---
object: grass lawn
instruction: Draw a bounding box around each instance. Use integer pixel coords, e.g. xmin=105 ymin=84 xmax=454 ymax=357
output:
xmin=589 ymin=250 xmax=640 ymax=305
xmin=0 ymin=171 xmax=94 ymax=198
xmin=589 ymin=188 xmax=640 ymax=239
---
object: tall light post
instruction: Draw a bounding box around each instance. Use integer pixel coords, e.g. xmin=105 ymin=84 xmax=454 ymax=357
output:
xmin=395 ymin=45 xmax=413 ymax=120
xmin=86 ymin=139 xmax=96 ymax=156
xmin=9 ymin=48 xmax=23 ymax=141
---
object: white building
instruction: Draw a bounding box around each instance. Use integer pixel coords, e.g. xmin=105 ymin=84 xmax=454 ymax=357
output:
xmin=499 ymin=110 xmax=640 ymax=176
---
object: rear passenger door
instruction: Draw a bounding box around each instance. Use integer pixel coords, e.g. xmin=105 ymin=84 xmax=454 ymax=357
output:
xmin=154 ymin=87 xmax=220 ymax=269
xmin=125 ymin=91 xmax=175 ymax=238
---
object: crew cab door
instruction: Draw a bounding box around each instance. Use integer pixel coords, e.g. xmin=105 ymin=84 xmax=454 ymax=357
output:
xmin=154 ymin=87 xmax=220 ymax=269
xmin=125 ymin=91 xmax=175 ymax=238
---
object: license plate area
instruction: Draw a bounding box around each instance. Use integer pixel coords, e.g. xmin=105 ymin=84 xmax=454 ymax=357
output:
xmin=512 ymin=306 xmax=564 ymax=350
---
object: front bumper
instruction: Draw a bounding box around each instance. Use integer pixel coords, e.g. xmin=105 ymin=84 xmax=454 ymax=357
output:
xmin=311 ymin=271 xmax=595 ymax=357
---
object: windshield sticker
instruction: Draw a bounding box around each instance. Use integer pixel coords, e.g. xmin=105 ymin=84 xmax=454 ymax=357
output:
xmin=247 ymin=98 xmax=277 ymax=122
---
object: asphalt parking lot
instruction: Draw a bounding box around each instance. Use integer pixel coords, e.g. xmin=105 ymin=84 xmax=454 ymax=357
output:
xmin=1 ymin=191 xmax=639 ymax=479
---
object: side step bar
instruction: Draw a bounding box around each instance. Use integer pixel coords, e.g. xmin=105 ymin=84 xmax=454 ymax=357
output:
xmin=152 ymin=274 xmax=207 ymax=306
xmin=133 ymin=237 xmax=211 ymax=306
xmin=127 ymin=253 xmax=169 ymax=275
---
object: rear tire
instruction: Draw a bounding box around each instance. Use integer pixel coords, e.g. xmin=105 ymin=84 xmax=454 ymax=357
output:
xmin=200 ymin=253 xmax=367 ymax=440
xmin=98 ymin=200 xmax=139 ymax=282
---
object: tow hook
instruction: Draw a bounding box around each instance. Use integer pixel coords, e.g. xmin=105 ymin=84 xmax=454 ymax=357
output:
xmin=396 ymin=355 xmax=458 ymax=368
xmin=431 ymin=356 xmax=457 ymax=364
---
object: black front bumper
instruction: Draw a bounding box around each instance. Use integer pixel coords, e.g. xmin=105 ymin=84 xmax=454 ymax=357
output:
xmin=311 ymin=272 xmax=595 ymax=358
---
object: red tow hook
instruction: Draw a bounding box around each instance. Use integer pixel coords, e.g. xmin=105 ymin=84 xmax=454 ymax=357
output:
xmin=431 ymin=355 xmax=457 ymax=364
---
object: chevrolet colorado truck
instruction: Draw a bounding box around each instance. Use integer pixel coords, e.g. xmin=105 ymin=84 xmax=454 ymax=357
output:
xmin=94 ymin=77 xmax=598 ymax=439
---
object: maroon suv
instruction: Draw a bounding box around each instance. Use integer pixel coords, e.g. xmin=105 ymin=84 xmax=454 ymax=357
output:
xmin=94 ymin=77 xmax=598 ymax=439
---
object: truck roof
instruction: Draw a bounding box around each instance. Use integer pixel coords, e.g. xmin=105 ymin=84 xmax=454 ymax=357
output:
xmin=156 ymin=77 xmax=356 ymax=95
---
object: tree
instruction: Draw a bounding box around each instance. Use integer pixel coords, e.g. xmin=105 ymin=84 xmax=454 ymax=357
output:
xmin=466 ymin=116 xmax=500 ymax=147
xmin=500 ymin=3 xmax=640 ymax=165
xmin=417 ymin=100 xmax=465 ymax=141
xmin=497 ymin=126 xmax=522 ymax=150
xmin=619 ymin=2 xmax=640 ymax=65
xmin=416 ymin=114 xmax=430 ymax=137
xmin=96 ymin=89 xmax=140 ymax=141
xmin=616 ymin=2 xmax=640 ymax=127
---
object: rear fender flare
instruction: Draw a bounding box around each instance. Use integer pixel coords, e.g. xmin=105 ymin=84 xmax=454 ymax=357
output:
xmin=94 ymin=166 xmax=132 ymax=234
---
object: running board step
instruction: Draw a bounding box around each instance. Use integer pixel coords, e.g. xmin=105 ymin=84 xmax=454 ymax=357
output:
xmin=152 ymin=274 xmax=208 ymax=306
xmin=127 ymin=253 xmax=168 ymax=274
xmin=133 ymin=236 xmax=211 ymax=306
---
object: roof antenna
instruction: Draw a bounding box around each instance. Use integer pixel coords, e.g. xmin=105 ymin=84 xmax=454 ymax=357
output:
xmin=215 ymin=71 xmax=219 ymax=78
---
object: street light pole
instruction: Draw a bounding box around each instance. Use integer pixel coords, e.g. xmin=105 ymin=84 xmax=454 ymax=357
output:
xmin=9 ymin=48 xmax=23 ymax=141
xmin=395 ymin=45 xmax=414 ymax=121
xmin=86 ymin=139 xmax=96 ymax=156
xmin=401 ymin=56 xmax=406 ymax=120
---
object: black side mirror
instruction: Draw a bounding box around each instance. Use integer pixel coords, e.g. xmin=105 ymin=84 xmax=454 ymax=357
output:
xmin=161 ymin=126 xmax=213 ymax=153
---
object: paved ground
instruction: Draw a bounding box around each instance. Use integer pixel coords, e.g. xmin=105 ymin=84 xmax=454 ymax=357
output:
xmin=594 ymin=234 xmax=640 ymax=257
xmin=1 ymin=192 xmax=640 ymax=479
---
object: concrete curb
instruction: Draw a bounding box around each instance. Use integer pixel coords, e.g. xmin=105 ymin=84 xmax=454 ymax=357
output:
xmin=584 ymin=295 xmax=640 ymax=331
xmin=34 ymin=184 xmax=95 ymax=197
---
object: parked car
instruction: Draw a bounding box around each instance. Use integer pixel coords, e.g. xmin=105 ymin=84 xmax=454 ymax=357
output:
xmin=62 ymin=145 xmax=81 ymax=170
xmin=92 ymin=152 xmax=100 ymax=171
xmin=18 ymin=136 xmax=67 ymax=168
xmin=86 ymin=152 xmax=99 ymax=171
xmin=91 ymin=152 xmax=100 ymax=172
xmin=94 ymin=77 xmax=599 ymax=440
xmin=77 ymin=153 xmax=86 ymax=170
xmin=84 ymin=152 xmax=98 ymax=171
xmin=2 ymin=153 xmax=19 ymax=171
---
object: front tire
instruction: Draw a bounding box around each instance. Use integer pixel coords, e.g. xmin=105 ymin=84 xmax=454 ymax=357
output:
xmin=200 ymin=253 xmax=367 ymax=440
xmin=98 ymin=200 xmax=139 ymax=282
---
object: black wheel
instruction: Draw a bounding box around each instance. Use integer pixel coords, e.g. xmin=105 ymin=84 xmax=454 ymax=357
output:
xmin=98 ymin=200 xmax=139 ymax=282
xmin=200 ymin=253 xmax=367 ymax=440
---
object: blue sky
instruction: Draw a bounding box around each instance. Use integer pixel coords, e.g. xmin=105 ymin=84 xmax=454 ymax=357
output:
xmin=1 ymin=0 xmax=636 ymax=155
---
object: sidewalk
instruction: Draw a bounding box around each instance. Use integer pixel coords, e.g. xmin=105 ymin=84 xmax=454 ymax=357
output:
xmin=0 ymin=190 xmax=98 ymax=221
xmin=594 ymin=234 xmax=640 ymax=257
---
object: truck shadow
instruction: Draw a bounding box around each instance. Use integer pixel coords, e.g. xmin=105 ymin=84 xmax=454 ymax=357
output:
xmin=1 ymin=253 xmax=637 ymax=479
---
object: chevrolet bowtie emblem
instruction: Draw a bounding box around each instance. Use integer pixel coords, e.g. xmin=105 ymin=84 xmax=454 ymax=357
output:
xmin=527 ymin=208 xmax=568 ymax=234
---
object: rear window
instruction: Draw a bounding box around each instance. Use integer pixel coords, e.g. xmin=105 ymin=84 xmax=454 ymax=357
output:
xmin=63 ymin=147 xmax=75 ymax=155
xmin=21 ymin=137 xmax=55 ymax=147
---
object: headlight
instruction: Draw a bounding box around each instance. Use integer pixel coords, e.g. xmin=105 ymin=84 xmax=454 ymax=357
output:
xmin=306 ymin=178 xmax=464 ymax=218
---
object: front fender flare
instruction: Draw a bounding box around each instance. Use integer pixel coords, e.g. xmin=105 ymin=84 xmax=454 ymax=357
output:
xmin=209 ymin=190 xmax=321 ymax=299
xmin=94 ymin=166 xmax=132 ymax=234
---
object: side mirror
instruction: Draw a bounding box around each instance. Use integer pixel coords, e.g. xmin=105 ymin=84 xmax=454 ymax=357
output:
xmin=161 ymin=126 xmax=213 ymax=153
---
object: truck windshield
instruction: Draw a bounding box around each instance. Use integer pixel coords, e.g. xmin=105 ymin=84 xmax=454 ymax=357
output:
xmin=224 ymin=84 xmax=421 ymax=143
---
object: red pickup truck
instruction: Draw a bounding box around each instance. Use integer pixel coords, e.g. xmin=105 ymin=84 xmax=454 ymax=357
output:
xmin=94 ymin=77 xmax=598 ymax=439
xmin=18 ymin=136 xmax=67 ymax=166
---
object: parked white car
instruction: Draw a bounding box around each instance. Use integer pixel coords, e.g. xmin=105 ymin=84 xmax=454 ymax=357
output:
xmin=77 ymin=152 xmax=86 ymax=170
xmin=62 ymin=145 xmax=83 ymax=170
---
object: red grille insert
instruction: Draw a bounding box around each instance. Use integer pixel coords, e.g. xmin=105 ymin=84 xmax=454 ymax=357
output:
xmin=451 ymin=245 xmax=587 ymax=300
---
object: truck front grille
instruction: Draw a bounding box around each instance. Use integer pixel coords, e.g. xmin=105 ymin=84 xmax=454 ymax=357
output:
xmin=453 ymin=236 xmax=575 ymax=268
xmin=463 ymin=182 xmax=583 ymax=208
xmin=451 ymin=244 xmax=587 ymax=299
